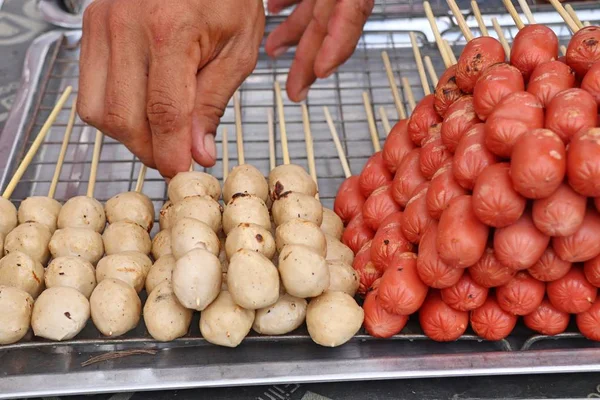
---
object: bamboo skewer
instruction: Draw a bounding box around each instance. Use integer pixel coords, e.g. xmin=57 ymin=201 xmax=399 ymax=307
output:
xmin=517 ymin=0 xmax=536 ymax=24
xmin=410 ymin=32 xmax=431 ymax=95
xmin=471 ymin=0 xmax=489 ymax=36
xmin=47 ymin=95 xmax=76 ymax=199
xmin=560 ymin=45 xmax=568 ymax=57
xmin=267 ymin=109 xmax=276 ymax=171
xmin=301 ymin=104 xmax=318 ymax=199
xmin=565 ymin=4 xmax=584 ymax=30
xmin=134 ymin=165 xmax=147 ymax=193
xmin=234 ymin=91 xmax=245 ymax=165
xmin=362 ymin=92 xmax=381 ymax=152
xmin=2 ymin=86 xmax=72 ymax=199
xmin=423 ymin=56 xmax=439 ymax=86
xmin=381 ymin=51 xmax=407 ymax=120
xmin=445 ymin=40 xmax=458 ymax=65
xmin=222 ymin=127 xmax=229 ymax=181
xmin=492 ymin=18 xmax=511 ymax=58
xmin=424 ymin=1 xmax=453 ymax=68
xmin=378 ymin=107 xmax=392 ymax=136
xmin=189 ymin=162 xmax=194 ymax=172
xmin=547 ymin=0 xmax=579 ymax=33
xmin=86 ymin=129 xmax=103 ymax=198
xmin=274 ymin=82 xmax=290 ymax=165
xmin=402 ymin=77 xmax=416 ymax=113
xmin=447 ymin=0 xmax=474 ymax=41
xmin=323 ymin=107 xmax=351 ymax=179
xmin=502 ymin=0 xmax=525 ymax=30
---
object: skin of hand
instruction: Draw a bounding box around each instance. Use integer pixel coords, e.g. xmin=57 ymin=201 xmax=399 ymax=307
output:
xmin=77 ymin=0 xmax=265 ymax=178
xmin=265 ymin=0 xmax=374 ymax=102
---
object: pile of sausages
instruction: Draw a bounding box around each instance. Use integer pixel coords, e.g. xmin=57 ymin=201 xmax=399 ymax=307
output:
xmin=334 ymin=24 xmax=600 ymax=342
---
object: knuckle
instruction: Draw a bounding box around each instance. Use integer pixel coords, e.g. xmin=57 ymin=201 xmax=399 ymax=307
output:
xmin=359 ymin=0 xmax=375 ymax=18
xmin=106 ymin=1 xmax=131 ymax=36
xmin=238 ymin=52 xmax=258 ymax=76
xmin=82 ymin=1 xmax=105 ymax=27
xmin=146 ymin=90 xmax=183 ymax=132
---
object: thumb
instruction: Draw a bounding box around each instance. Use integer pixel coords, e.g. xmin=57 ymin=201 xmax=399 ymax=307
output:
xmin=191 ymin=52 xmax=258 ymax=167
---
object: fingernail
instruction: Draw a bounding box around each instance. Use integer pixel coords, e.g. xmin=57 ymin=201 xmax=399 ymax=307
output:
xmin=204 ymin=134 xmax=216 ymax=160
xmin=321 ymin=66 xmax=337 ymax=79
xmin=297 ymin=87 xmax=309 ymax=101
xmin=272 ymin=46 xmax=289 ymax=58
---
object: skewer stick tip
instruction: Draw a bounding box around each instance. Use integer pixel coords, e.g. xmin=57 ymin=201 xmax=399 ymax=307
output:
xmin=323 ymin=106 xmax=352 ymax=179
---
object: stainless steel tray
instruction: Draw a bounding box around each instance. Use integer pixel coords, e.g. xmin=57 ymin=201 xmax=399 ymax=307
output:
xmin=1 ymin=7 xmax=600 ymax=398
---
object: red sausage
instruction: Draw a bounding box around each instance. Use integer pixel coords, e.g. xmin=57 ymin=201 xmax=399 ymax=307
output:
xmin=382 ymin=119 xmax=414 ymax=174
xmin=342 ymin=213 xmax=374 ymax=255
xmin=417 ymin=222 xmax=464 ymax=289
xmin=352 ymin=240 xmax=380 ymax=296
xmin=358 ymin=152 xmax=393 ymax=198
xmin=510 ymin=24 xmax=559 ymax=80
xmin=484 ymin=91 xmax=544 ymax=158
xmin=584 ymin=254 xmax=600 ymax=288
xmin=440 ymin=95 xmax=480 ymax=153
xmin=596 ymin=197 xmax=600 ymax=213
xmin=527 ymin=60 xmax=576 ymax=107
xmin=532 ymin=183 xmax=587 ymax=237
xmin=545 ymin=88 xmax=598 ymax=144
xmin=547 ymin=266 xmax=597 ymax=314
xmin=401 ymin=183 xmax=433 ymax=245
xmin=407 ymin=94 xmax=443 ymax=146
xmin=472 ymin=163 xmax=526 ymax=228
xmin=581 ymin=62 xmax=600 ymax=106
xmin=363 ymin=279 xmax=408 ymax=338
xmin=576 ymin=298 xmax=600 ymax=341
xmin=452 ymin=123 xmax=498 ymax=190
xmin=434 ymin=65 xmax=463 ymax=118
xmin=419 ymin=290 xmax=469 ymax=342
xmin=437 ymin=195 xmax=490 ymax=268
xmin=362 ymin=185 xmax=401 ymax=232
xmin=470 ymin=247 xmax=516 ymax=288
xmin=473 ymin=63 xmax=524 ymax=121
xmin=391 ymin=149 xmax=427 ymax=207
xmin=470 ymin=295 xmax=518 ymax=341
xmin=553 ymin=208 xmax=600 ymax=263
xmin=496 ymin=271 xmax=545 ymax=315
xmin=334 ymin=176 xmax=365 ymax=225
xmin=528 ymin=247 xmax=572 ymax=282
xmin=426 ymin=163 xmax=468 ymax=220
xmin=566 ymin=26 xmax=600 ymax=77
xmin=567 ymin=128 xmax=600 ymax=197
xmin=494 ymin=212 xmax=550 ymax=270
xmin=378 ymin=252 xmax=428 ymax=315
xmin=441 ymin=271 xmax=489 ymax=311
xmin=523 ymin=298 xmax=570 ymax=336
xmin=370 ymin=212 xmax=413 ymax=272
xmin=420 ymin=126 xmax=452 ymax=179
xmin=510 ymin=129 xmax=566 ymax=199
xmin=456 ymin=37 xmax=506 ymax=93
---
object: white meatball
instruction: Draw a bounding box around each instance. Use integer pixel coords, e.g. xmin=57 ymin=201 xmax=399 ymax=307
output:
xmin=321 ymin=208 xmax=344 ymax=240
xmin=0 ymin=251 xmax=44 ymax=298
xmin=275 ymin=219 xmax=326 ymax=257
xmin=223 ymin=164 xmax=268 ymax=203
xmin=45 ymin=256 xmax=96 ymax=298
xmin=0 ymin=285 xmax=33 ymax=344
xmin=18 ymin=196 xmax=62 ymax=233
xmin=252 ymin=294 xmax=307 ymax=335
xmin=144 ymin=282 xmax=192 ymax=342
xmin=268 ymin=164 xmax=317 ymax=200
xmin=4 ymin=221 xmax=52 ymax=264
xmin=171 ymin=195 xmax=222 ymax=233
xmin=49 ymin=228 xmax=104 ymax=265
xmin=58 ymin=196 xmax=106 ymax=233
xmin=225 ymin=223 xmax=275 ymax=261
xmin=222 ymin=194 xmax=270 ymax=234
xmin=0 ymin=232 xmax=4 ymax=257
xmin=151 ymin=229 xmax=172 ymax=260
xmin=96 ymin=253 xmax=149 ymax=293
xmin=0 ymin=197 xmax=17 ymax=236
xmin=306 ymin=291 xmax=364 ymax=347
xmin=90 ymin=278 xmax=141 ymax=337
xmin=145 ymin=254 xmax=176 ymax=294
xmin=171 ymin=218 xmax=220 ymax=259
xmin=172 ymin=248 xmax=221 ymax=311
xmin=199 ymin=291 xmax=254 ymax=348
xmin=159 ymin=201 xmax=174 ymax=230
xmin=325 ymin=234 xmax=354 ymax=265
xmin=327 ymin=260 xmax=359 ymax=296
xmin=168 ymin=171 xmax=221 ymax=202
xmin=278 ymin=245 xmax=329 ymax=298
xmin=272 ymin=192 xmax=323 ymax=226
xmin=227 ymin=249 xmax=279 ymax=310
xmin=31 ymin=286 xmax=90 ymax=341
xmin=105 ymin=191 xmax=155 ymax=231
xmin=219 ymin=238 xmax=228 ymax=273
xmin=102 ymin=220 xmax=151 ymax=255
xmin=120 ymin=251 xmax=153 ymax=276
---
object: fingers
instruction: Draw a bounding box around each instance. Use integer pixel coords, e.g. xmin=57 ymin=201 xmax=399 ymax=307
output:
xmin=265 ymin=0 xmax=315 ymax=58
xmin=314 ymin=0 xmax=374 ymax=78
xmin=267 ymin=0 xmax=301 ymax=14
xmin=77 ymin=0 xmax=109 ymax=126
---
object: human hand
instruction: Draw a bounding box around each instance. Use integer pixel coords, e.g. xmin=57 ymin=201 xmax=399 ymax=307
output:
xmin=77 ymin=0 xmax=265 ymax=178
xmin=265 ymin=0 xmax=374 ymax=102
